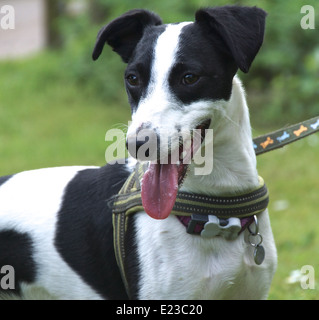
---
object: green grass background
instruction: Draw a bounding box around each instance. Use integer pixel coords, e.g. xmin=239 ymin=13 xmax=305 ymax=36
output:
xmin=0 ymin=51 xmax=318 ymax=300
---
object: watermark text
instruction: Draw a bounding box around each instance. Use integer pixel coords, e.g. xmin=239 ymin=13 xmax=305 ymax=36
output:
xmin=105 ymin=126 xmax=214 ymax=176
xmin=1 ymin=265 xmax=15 ymax=290
xmin=0 ymin=5 xmax=15 ymax=30
xmin=300 ymin=5 xmax=315 ymax=29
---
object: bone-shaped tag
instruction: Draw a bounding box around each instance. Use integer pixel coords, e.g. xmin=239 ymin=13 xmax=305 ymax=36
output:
xmin=200 ymin=216 xmax=241 ymax=240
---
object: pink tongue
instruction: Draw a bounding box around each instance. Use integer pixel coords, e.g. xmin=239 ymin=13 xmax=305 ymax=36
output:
xmin=141 ymin=163 xmax=178 ymax=219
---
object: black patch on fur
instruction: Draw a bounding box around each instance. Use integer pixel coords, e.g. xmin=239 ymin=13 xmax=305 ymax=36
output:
xmin=195 ymin=6 xmax=267 ymax=73
xmin=169 ymin=22 xmax=238 ymax=104
xmin=92 ymin=9 xmax=162 ymax=62
xmin=0 ymin=174 xmax=13 ymax=187
xmin=54 ymin=163 xmax=139 ymax=299
xmin=123 ymin=215 xmax=140 ymax=299
xmin=0 ymin=230 xmax=37 ymax=296
xmin=125 ymin=25 xmax=166 ymax=111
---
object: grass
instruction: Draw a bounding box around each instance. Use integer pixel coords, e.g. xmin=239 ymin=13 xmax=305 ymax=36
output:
xmin=0 ymin=52 xmax=318 ymax=299
xmin=255 ymin=131 xmax=319 ymax=299
xmin=0 ymin=52 xmax=131 ymax=174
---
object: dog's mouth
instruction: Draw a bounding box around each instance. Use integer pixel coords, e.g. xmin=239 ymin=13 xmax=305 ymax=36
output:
xmin=141 ymin=119 xmax=211 ymax=220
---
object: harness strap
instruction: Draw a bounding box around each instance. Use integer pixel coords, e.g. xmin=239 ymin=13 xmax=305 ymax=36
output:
xmin=113 ymin=176 xmax=269 ymax=219
xmin=112 ymin=162 xmax=146 ymax=298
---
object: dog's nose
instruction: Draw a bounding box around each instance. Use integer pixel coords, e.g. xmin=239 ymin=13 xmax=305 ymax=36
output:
xmin=126 ymin=134 xmax=150 ymax=157
xmin=126 ymin=127 xmax=158 ymax=161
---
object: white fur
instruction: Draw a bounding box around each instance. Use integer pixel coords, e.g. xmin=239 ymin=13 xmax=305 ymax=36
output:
xmin=181 ymin=76 xmax=259 ymax=195
xmin=135 ymin=211 xmax=276 ymax=299
xmin=129 ymin=27 xmax=277 ymax=299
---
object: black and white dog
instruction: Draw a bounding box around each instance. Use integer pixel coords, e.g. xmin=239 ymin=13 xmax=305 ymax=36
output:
xmin=0 ymin=6 xmax=277 ymax=300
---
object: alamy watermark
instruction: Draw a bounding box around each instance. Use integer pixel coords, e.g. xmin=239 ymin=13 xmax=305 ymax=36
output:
xmin=300 ymin=265 xmax=315 ymax=289
xmin=1 ymin=265 xmax=15 ymax=290
xmin=287 ymin=265 xmax=315 ymax=290
xmin=0 ymin=5 xmax=15 ymax=30
xmin=105 ymin=125 xmax=214 ymax=176
xmin=0 ymin=5 xmax=315 ymax=31
xmin=300 ymin=5 xmax=316 ymax=29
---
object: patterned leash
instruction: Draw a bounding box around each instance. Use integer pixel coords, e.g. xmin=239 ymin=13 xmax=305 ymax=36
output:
xmin=253 ymin=116 xmax=319 ymax=156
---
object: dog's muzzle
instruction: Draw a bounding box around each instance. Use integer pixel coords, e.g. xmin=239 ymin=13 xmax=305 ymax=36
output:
xmin=126 ymin=126 xmax=159 ymax=161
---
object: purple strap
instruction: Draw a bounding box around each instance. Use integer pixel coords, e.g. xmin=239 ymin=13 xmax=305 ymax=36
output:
xmin=176 ymin=215 xmax=254 ymax=235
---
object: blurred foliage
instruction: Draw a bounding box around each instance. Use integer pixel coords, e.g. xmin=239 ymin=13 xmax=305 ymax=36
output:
xmin=56 ymin=0 xmax=318 ymax=127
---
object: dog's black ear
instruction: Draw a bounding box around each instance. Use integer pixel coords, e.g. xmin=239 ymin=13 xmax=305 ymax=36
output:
xmin=92 ymin=9 xmax=162 ymax=62
xmin=195 ymin=6 xmax=267 ymax=73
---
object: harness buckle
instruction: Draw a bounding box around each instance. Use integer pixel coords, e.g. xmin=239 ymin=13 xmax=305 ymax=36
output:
xmin=186 ymin=214 xmax=208 ymax=234
xmin=186 ymin=213 xmax=242 ymax=240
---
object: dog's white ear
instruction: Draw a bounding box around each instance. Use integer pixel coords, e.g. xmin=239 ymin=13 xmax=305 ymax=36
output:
xmin=195 ymin=6 xmax=267 ymax=73
xmin=92 ymin=9 xmax=162 ymax=62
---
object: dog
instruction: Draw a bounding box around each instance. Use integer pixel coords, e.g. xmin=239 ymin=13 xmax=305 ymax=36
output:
xmin=0 ymin=6 xmax=277 ymax=300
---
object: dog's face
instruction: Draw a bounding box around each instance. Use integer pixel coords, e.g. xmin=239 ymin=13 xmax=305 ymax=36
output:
xmin=93 ymin=7 xmax=266 ymax=219
xmin=124 ymin=21 xmax=238 ymax=157
xmin=125 ymin=21 xmax=236 ymax=116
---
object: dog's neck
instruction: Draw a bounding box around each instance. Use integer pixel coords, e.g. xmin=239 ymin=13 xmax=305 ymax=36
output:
xmin=180 ymin=76 xmax=259 ymax=197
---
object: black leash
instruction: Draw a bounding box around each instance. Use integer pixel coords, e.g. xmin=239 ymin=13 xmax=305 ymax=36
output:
xmin=253 ymin=116 xmax=319 ymax=156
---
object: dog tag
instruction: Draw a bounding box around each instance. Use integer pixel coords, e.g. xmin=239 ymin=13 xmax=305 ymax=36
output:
xmin=247 ymin=215 xmax=265 ymax=265
xmin=254 ymin=245 xmax=265 ymax=265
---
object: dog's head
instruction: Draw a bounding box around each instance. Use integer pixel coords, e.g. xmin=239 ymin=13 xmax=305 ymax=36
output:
xmin=93 ymin=6 xmax=266 ymax=219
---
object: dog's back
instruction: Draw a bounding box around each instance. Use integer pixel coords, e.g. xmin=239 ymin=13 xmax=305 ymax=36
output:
xmin=0 ymin=164 xmax=131 ymax=299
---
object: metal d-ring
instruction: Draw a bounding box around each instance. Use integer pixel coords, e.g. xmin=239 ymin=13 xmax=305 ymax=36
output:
xmin=248 ymin=232 xmax=263 ymax=247
xmin=247 ymin=214 xmax=259 ymax=236
xmin=247 ymin=214 xmax=265 ymax=265
xmin=247 ymin=215 xmax=263 ymax=247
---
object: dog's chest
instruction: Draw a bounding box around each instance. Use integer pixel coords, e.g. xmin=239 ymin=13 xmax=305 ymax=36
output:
xmin=133 ymin=213 xmax=250 ymax=299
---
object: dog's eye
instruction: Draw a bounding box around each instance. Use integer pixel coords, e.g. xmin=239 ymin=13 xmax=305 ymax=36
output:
xmin=182 ymin=74 xmax=199 ymax=85
xmin=126 ymin=74 xmax=139 ymax=86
